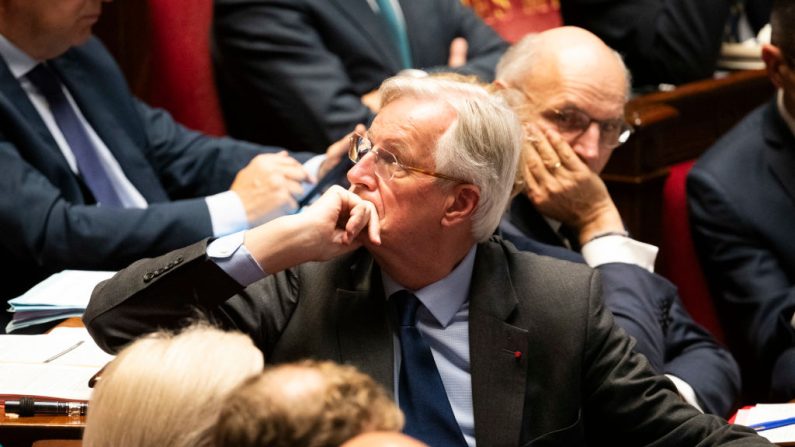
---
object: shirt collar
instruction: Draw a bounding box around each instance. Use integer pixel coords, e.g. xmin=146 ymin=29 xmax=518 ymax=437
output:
xmin=0 ymin=33 xmax=40 ymax=80
xmin=777 ymin=89 xmax=795 ymax=138
xmin=382 ymin=244 xmax=477 ymax=328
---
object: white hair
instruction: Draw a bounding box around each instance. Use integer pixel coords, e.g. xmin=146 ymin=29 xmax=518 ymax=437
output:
xmin=83 ymin=324 xmax=263 ymax=447
xmin=379 ymin=76 xmax=523 ymax=242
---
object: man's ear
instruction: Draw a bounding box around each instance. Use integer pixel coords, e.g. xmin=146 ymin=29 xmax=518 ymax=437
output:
xmin=492 ymin=79 xmax=508 ymax=91
xmin=441 ymin=184 xmax=480 ymax=228
xmin=762 ymin=43 xmax=786 ymax=89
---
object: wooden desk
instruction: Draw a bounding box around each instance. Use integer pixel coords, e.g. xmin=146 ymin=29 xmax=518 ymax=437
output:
xmin=601 ymin=69 xmax=775 ymax=252
xmin=0 ymin=411 xmax=83 ymax=447
xmin=0 ymin=318 xmax=87 ymax=447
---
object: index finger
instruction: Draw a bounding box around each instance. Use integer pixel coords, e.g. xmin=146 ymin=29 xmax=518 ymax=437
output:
xmin=544 ymin=127 xmax=587 ymax=172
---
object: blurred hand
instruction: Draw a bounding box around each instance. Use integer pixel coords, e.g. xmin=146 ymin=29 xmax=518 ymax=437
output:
xmin=521 ymin=125 xmax=625 ymax=245
xmin=244 ymin=185 xmax=380 ymax=271
xmin=361 ymin=89 xmax=381 ymax=114
xmin=231 ymin=151 xmax=310 ymax=225
xmin=319 ymin=124 xmax=365 ymax=179
xmin=448 ymin=37 xmax=468 ymax=68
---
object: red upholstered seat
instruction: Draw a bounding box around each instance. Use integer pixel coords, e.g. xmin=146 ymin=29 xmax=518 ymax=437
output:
xmin=464 ymin=0 xmax=562 ymax=43
xmin=660 ymin=160 xmax=725 ymax=343
xmin=146 ymin=0 xmax=226 ymax=136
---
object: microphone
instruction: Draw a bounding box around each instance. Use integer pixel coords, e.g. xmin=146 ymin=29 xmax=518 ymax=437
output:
xmin=4 ymin=397 xmax=87 ymax=417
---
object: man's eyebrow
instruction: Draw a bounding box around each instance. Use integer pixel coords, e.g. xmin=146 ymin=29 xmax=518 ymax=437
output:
xmin=368 ymin=132 xmax=410 ymax=156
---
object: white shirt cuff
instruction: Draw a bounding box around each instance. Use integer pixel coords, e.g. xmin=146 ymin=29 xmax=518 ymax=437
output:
xmin=207 ymin=231 xmax=268 ymax=286
xmin=581 ymin=235 xmax=659 ymax=272
xmin=205 ymin=191 xmax=248 ymax=237
xmin=790 ymin=310 xmax=795 ymax=330
xmin=666 ymin=374 xmax=704 ymax=413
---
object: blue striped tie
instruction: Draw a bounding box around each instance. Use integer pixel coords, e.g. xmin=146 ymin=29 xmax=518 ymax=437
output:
xmin=27 ymin=64 xmax=123 ymax=207
xmin=394 ymin=290 xmax=467 ymax=447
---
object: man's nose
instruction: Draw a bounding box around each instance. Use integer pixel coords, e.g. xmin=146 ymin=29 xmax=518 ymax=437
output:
xmin=572 ymin=122 xmax=601 ymax=168
xmin=347 ymin=152 xmax=378 ymax=188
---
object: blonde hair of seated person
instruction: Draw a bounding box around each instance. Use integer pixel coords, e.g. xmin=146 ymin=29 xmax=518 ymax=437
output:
xmin=213 ymin=360 xmax=404 ymax=447
xmin=82 ymin=324 xmax=263 ymax=447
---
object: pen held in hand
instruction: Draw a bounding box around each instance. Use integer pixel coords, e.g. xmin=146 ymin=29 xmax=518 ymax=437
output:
xmin=43 ymin=340 xmax=84 ymax=363
xmin=748 ymin=416 xmax=795 ymax=431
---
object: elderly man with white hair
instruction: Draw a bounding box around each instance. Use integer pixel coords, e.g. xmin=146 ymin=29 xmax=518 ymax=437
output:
xmin=86 ymin=76 xmax=767 ymax=446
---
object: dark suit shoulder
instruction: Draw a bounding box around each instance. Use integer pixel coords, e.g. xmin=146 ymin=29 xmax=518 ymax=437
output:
xmin=692 ymin=101 xmax=769 ymax=179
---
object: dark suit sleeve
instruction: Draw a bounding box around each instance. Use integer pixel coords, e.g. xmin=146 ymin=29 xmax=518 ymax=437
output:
xmin=580 ymin=274 xmax=764 ymax=445
xmin=132 ymin=99 xmax=312 ymax=197
xmin=688 ymin=167 xmax=795 ymax=373
xmin=597 ymin=263 xmax=667 ymax=372
xmin=598 ymin=263 xmax=740 ymax=416
xmin=664 ymin=298 xmax=741 ymax=417
xmin=83 ymin=239 xmax=299 ymax=354
xmin=212 ymin=0 xmax=374 ymax=152
xmin=560 ymin=0 xmax=731 ymax=86
xmin=0 ymin=139 xmax=211 ymax=270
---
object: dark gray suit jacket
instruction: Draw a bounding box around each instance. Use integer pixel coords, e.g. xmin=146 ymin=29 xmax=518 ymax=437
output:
xmin=688 ymin=99 xmax=795 ymax=400
xmin=501 ymin=195 xmax=741 ymax=416
xmin=212 ymin=0 xmax=507 ymax=152
xmin=84 ymin=237 xmax=765 ymax=446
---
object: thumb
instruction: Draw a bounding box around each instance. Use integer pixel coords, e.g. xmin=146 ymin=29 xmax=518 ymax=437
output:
xmin=448 ymin=37 xmax=468 ymax=68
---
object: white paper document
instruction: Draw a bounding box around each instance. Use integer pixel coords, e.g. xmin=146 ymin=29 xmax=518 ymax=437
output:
xmin=735 ymin=403 xmax=795 ymax=444
xmin=0 ymin=326 xmax=114 ymax=402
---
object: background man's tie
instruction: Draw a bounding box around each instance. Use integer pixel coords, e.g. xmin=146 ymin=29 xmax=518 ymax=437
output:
xmin=394 ymin=290 xmax=467 ymax=447
xmin=27 ymin=63 xmax=123 ymax=207
xmin=376 ymin=0 xmax=413 ymax=69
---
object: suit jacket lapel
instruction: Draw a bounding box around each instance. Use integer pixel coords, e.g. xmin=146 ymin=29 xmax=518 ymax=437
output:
xmin=469 ymin=242 xmax=529 ymax=446
xmin=763 ymin=100 xmax=795 ymax=205
xmin=328 ymin=0 xmax=403 ymax=72
xmin=0 ymin=58 xmax=68 ymax=162
xmin=0 ymin=56 xmax=91 ymax=201
xmin=508 ymin=194 xmax=566 ymax=247
xmin=49 ymin=50 xmax=169 ymax=202
xmin=336 ymin=252 xmax=395 ymax=392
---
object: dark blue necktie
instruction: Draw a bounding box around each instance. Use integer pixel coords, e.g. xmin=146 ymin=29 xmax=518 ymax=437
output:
xmin=376 ymin=0 xmax=412 ymax=69
xmin=27 ymin=63 xmax=123 ymax=207
xmin=394 ymin=290 xmax=467 ymax=447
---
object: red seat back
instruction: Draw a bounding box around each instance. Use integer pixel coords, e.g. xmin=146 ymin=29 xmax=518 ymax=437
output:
xmin=660 ymin=160 xmax=725 ymax=342
xmin=464 ymin=0 xmax=562 ymax=43
xmin=146 ymin=0 xmax=226 ymax=136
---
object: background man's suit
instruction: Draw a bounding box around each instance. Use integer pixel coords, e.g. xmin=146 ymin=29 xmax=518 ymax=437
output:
xmin=212 ymin=0 xmax=507 ymax=152
xmin=688 ymin=98 xmax=795 ymax=400
xmin=560 ymin=0 xmax=772 ymax=87
xmin=0 ymin=37 xmax=287 ymax=307
xmin=500 ymin=194 xmax=740 ymax=416
xmin=84 ymin=237 xmax=762 ymax=446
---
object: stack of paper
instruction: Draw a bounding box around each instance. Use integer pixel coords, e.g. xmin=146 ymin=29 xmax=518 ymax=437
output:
xmin=735 ymin=403 xmax=795 ymax=445
xmin=0 ymin=327 xmax=114 ymax=402
xmin=6 ymin=270 xmax=115 ymax=332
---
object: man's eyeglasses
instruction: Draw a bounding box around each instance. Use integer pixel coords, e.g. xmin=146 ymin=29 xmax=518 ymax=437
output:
xmin=540 ymin=107 xmax=634 ymax=149
xmin=348 ymin=134 xmax=465 ymax=183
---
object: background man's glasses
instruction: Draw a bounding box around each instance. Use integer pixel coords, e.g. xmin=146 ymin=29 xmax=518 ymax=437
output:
xmin=348 ymin=134 xmax=465 ymax=182
xmin=541 ymin=107 xmax=634 ymax=149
